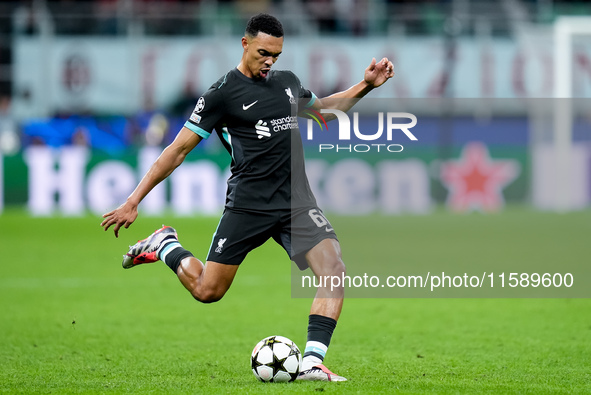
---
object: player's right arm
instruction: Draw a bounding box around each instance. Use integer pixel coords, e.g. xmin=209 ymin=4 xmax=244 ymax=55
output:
xmin=101 ymin=127 xmax=202 ymax=237
xmin=102 ymin=77 xmax=225 ymax=237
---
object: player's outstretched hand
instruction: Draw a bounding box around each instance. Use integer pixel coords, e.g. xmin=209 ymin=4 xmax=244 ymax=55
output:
xmin=364 ymin=57 xmax=395 ymax=88
xmin=100 ymin=202 xmax=138 ymax=238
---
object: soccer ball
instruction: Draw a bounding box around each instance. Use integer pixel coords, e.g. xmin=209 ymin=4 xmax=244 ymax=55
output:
xmin=250 ymin=335 xmax=302 ymax=382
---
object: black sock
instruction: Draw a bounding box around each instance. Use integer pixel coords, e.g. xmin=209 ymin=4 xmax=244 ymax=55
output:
xmin=161 ymin=246 xmax=194 ymax=274
xmin=303 ymin=314 xmax=337 ymax=364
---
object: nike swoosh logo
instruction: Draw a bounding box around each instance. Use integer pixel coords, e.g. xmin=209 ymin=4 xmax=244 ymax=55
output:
xmin=243 ymin=100 xmax=258 ymax=110
xmin=325 ymin=227 xmax=334 ymax=232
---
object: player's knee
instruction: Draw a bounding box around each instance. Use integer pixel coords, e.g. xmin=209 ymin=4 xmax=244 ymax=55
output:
xmin=311 ymin=244 xmax=346 ymax=277
xmin=322 ymin=253 xmax=345 ymax=277
xmin=191 ymin=287 xmax=225 ymax=304
xmin=331 ymin=257 xmax=346 ymax=277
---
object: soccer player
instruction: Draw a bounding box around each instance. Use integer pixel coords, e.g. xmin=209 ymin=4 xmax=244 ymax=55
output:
xmin=101 ymin=13 xmax=394 ymax=382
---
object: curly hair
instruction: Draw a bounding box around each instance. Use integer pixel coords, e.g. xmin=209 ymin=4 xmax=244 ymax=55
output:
xmin=245 ymin=13 xmax=284 ymax=38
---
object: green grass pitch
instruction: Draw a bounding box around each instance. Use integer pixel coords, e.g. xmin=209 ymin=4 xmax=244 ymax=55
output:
xmin=1 ymin=208 xmax=590 ymax=394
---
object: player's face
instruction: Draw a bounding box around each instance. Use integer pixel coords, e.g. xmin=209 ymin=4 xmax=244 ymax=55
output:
xmin=242 ymin=32 xmax=283 ymax=80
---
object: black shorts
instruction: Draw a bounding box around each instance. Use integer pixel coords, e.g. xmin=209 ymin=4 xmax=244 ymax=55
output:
xmin=206 ymin=206 xmax=338 ymax=270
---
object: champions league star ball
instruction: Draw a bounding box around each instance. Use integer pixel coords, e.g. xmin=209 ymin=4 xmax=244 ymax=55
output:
xmin=250 ymin=336 xmax=302 ymax=382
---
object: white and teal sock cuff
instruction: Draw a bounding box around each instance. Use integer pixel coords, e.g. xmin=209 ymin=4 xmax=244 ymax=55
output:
xmin=158 ymin=241 xmax=181 ymax=264
xmin=303 ymin=341 xmax=328 ymax=360
xmin=302 ymin=341 xmax=328 ymax=371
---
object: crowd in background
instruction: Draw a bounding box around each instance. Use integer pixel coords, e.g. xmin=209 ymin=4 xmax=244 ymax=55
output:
xmin=6 ymin=0 xmax=590 ymax=37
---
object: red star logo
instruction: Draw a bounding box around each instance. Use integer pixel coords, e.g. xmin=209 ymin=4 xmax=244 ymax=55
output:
xmin=440 ymin=142 xmax=520 ymax=212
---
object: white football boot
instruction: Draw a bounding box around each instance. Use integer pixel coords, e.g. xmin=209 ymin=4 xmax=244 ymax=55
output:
xmin=122 ymin=225 xmax=177 ymax=269
xmin=297 ymin=364 xmax=347 ymax=382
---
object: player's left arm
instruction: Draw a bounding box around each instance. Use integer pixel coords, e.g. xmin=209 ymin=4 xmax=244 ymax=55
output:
xmin=309 ymin=57 xmax=394 ymax=118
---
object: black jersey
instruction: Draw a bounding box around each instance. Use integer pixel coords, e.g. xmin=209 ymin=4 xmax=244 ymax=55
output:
xmin=184 ymin=68 xmax=318 ymax=211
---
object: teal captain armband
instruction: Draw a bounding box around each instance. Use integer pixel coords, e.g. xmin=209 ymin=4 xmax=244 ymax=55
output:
xmin=184 ymin=121 xmax=211 ymax=139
